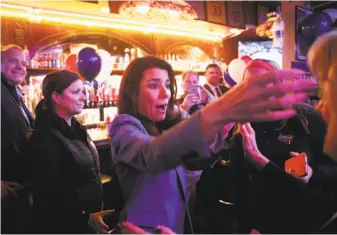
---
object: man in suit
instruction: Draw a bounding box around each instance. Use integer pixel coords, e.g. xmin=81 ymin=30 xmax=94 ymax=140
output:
xmin=203 ymin=64 xmax=229 ymax=99
xmin=1 ymin=44 xmax=34 ymax=233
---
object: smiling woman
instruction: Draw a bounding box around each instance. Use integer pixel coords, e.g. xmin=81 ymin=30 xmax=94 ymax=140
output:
xmin=26 ymin=70 xmax=114 ymax=234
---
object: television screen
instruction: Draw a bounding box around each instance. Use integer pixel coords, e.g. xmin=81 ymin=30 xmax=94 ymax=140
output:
xmin=238 ymin=40 xmax=282 ymax=68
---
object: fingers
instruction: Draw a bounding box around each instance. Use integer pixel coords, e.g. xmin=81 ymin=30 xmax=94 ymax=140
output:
xmin=245 ymin=123 xmax=255 ymax=135
xmin=252 ymin=93 xmax=308 ymax=113
xmin=261 ymin=80 xmax=317 ymax=98
xmin=239 ymin=123 xmax=248 ymax=136
xmin=96 ymin=210 xmax=114 ymax=233
xmin=6 ymin=186 xmax=18 ymax=198
xmin=251 ymin=109 xmax=297 ymax=122
xmin=101 ymin=209 xmax=114 ymax=216
xmin=6 ymin=181 xmax=23 ymax=190
xmin=290 ymin=151 xmax=299 ymax=157
xmin=119 ymin=221 xmax=146 ymax=234
xmin=252 ymin=70 xmax=304 ymax=86
xmin=89 ymin=210 xmax=115 ymax=234
xmin=156 ymin=225 xmax=175 ymax=234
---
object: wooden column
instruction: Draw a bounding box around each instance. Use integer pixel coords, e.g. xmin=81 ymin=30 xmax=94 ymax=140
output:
xmin=281 ymin=1 xmax=306 ymax=69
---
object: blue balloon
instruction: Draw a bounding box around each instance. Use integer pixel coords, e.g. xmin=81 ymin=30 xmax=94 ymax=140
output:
xmin=224 ymin=69 xmax=236 ymax=87
xmin=301 ymin=12 xmax=333 ymax=37
xmin=77 ymin=47 xmax=101 ymax=82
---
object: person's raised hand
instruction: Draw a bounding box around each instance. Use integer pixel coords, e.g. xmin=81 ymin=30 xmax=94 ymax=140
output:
xmin=119 ymin=221 xmax=176 ymax=234
xmin=181 ymin=93 xmax=199 ymax=111
xmin=217 ymin=70 xmax=317 ymax=123
xmin=1 ymin=181 xmax=23 ymax=200
xmin=88 ymin=209 xmax=114 ymax=234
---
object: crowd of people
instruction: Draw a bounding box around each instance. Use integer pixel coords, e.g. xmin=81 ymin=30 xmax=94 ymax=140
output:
xmin=1 ymin=30 xmax=336 ymax=234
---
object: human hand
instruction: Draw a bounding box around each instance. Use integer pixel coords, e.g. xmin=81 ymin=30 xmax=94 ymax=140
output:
xmin=1 ymin=181 xmax=23 ymax=200
xmin=199 ymin=85 xmax=215 ymax=103
xmin=218 ymin=70 xmax=317 ymax=123
xmin=119 ymin=221 xmax=176 ymax=234
xmin=181 ymin=93 xmax=199 ymax=111
xmin=240 ymin=123 xmax=270 ymax=170
xmin=289 ymin=152 xmax=313 ymax=183
xmin=223 ymin=122 xmax=235 ymax=139
xmin=239 ymin=123 xmax=260 ymax=156
xmin=88 ymin=209 xmax=114 ymax=234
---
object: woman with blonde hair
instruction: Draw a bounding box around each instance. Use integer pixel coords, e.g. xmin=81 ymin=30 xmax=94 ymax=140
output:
xmin=176 ymin=70 xmax=214 ymax=114
xmin=308 ymin=30 xmax=337 ymax=162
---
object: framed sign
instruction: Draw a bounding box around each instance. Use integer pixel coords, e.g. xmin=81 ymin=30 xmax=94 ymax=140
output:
xmin=244 ymin=2 xmax=257 ymax=26
xmin=205 ymin=1 xmax=226 ymax=25
xmin=186 ymin=1 xmax=205 ymax=21
xmin=257 ymin=4 xmax=269 ymax=25
xmin=225 ymin=1 xmax=245 ymax=29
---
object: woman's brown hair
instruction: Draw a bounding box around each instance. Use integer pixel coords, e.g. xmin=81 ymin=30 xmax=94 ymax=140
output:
xmin=118 ymin=56 xmax=182 ymax=133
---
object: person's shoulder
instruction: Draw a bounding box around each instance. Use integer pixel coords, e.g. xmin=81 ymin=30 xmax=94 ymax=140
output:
xmin=294 ymin=103 xmax=316 ymax=114
xmin=110 ymin=114 xmax=146 ymax=133
xmin=28 ymin=128 xmax=62 ymax=145
xmin=112 ymin=114 xmax=142 ymax=126
xmin=219 ymin=84 xmax=230 ymax=92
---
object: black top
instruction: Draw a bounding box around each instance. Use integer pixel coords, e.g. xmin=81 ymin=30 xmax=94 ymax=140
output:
xmin=1 ymin=73 xmax=34 ymax=182
xmin=27 ymin=107 xmax=102 ymax=233
xmin=196 ymin=104 xmax=337 ymax=234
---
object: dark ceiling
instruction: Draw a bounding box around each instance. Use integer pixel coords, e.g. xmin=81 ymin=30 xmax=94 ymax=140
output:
xmin=254 ymin=1 xmax=337 ymax=12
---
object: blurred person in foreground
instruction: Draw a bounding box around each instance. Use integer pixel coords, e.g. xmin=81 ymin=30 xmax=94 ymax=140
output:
xmin=109 ymin=55 xmax=316 ymax=233
xmin=239 ymin=31 xmax=337 ymax=233
xmin=26 ymin=70 xmax=113 ymax=233
xmin=196 ymin=59 xmax=335 ymax=234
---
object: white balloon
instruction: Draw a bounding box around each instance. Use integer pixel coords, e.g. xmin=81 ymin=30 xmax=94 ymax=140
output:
xmin=228 ymin=59 xmax=247 ymax=84
xmin=95 ymin=49 xmax=113 ymax=82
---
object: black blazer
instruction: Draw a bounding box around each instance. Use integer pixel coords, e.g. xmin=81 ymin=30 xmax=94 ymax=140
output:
xmin=203 ymin=83 xmax=229 ymax=97
xmin=1 ymin=76 xmax=35 ymax=234
xmin=1 ymin=77 xmax=34 ymax=183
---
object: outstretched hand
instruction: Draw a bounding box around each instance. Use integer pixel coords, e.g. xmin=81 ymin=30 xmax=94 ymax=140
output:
xmin=1 ymin=181 xmax=23 ymax=200
xmin=219 ymin=70 xmax=317 ymax=123
xmin=119 ymin=221 xmax=175 ymax=234
xmin=88 ymin=209 xmax=115 ymax=234
xmin=239 ymin=123 xmax=260 ymax=156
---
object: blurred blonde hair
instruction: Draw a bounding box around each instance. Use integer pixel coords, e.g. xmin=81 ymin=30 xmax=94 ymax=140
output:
xmin=181 ymin=70 xmax=199 ymax=82
xmin=307 ymin=31 xmax=337 ymax=161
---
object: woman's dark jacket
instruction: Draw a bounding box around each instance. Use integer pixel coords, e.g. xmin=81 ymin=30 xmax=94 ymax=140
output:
xmin=196 ymin=104 xmax=337 ymax=234
xmin=26 ymin=107 xmax=103 ymax=234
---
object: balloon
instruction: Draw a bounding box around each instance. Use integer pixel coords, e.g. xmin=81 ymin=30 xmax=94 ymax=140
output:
xmin=298 ymin=34 xmax=316 ymax=57
xmin=95 ymin=49 xmax=113 ymax=82
xmin=228 ymin=59 xmax=247 ymax=84
xmin=65 ymin=54 xmax=83 ymax=80
xmin=77 ymin=47 xmax=102 ymax=82
xmin=301 ymin=12 xmax=333 ymax=37
xmin=224 ymin=69 xmax=236 ymax=87
xmin=241 ymin=55 xmax=252 ymax=64
xmin=323 ymin=9 xmax=337 ymax=22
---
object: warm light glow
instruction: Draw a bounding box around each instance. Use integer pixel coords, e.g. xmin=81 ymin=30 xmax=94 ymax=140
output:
xmin=136 ymin=4 xmax=149 ymax=14
xmin=119 ymin=1 xmax=197 ymax=21
xmin=100 ymin=7 xmax=110 ymax=14
xmin=0 ymin=3 xmax=224 ymax=41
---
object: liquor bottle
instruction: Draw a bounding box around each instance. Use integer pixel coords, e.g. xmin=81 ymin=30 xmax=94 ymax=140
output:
xmin=23 ymin=46 xmax=30 ymax=67
xmin=51 ymin=53 xmax=57 ymax=68
xmin=272 ymin=7 xmax=284 ymax=48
